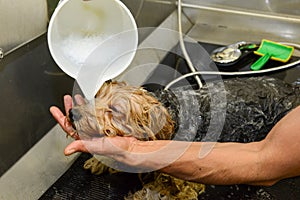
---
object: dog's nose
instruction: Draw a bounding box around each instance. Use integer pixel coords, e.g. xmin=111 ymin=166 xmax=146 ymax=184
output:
xmin=69 ymin=108 xmax=82 ymax=122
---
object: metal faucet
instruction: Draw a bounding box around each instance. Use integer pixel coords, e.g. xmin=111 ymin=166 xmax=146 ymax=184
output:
xmin=0 ymin=48 xmax=3 ymax=59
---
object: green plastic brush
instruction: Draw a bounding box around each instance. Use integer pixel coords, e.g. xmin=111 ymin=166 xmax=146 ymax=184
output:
xmin=251 ymin=39 xmax=294 ymax=71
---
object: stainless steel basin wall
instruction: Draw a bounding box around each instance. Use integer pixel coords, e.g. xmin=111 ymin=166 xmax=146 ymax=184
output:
xmin=181 ymin=0 xmax=300 ymax=45
xmin=122 ymin=0 xmax=176 ymax=28
xmin=0 ymin=0 xmax=48 ymax=55
xmin=184 ymin=0 xmax=300 ymax=16
xmin=120 ymin=0 xmax=300 ymax=45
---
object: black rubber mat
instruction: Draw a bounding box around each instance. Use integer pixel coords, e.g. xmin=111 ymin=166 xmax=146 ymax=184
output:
xmin=39 ymin=153 xmax=142 ymax=200
xmin=40 ymin=152 xmax=300 ymax=200
xmin=39 ymin=153 xmax=263 ymax=200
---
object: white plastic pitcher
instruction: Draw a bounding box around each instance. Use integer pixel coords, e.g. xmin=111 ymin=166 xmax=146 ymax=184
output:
xmin=48 ymin=0 xmax=138 ymax=99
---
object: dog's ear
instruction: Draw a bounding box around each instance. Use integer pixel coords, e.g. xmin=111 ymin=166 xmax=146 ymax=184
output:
xmin=108 ymin=88 xmax=174 ymax=141
xmin=95 ymin=81 xmax=175 ymax=140
xmin=102 ymin=111 xmax=134 ymax=138
xmin=148 ymin=104 xmax=175 ymax=140
xmin=107 ymin=100 xmax=134 ymax=137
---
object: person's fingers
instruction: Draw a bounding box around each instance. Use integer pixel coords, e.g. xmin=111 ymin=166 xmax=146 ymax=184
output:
xmin=50 ymin=106 xmax=65 ymax=127
xmin=50 ymin=106 xmax=76 ymax=136
xmin=64 ymin=140 xmax=89 ymax=155
xmin=64 ymin=136 xmax=139 ymax=156
xmin=64 ymin=138 xmax=106 ymax=156
xmin=64 ymin=95 xmax=73 ymax=115
xmin=64 ymin=138 xmax=110 ymax=155
xmin=69 ymin=130 xmax=80 ymax=140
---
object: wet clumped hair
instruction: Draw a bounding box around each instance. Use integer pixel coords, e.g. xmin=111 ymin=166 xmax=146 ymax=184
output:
xmin=93 ymin=81 xmax=175 ymax=140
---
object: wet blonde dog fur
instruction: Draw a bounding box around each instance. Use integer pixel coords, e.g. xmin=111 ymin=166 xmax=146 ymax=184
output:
xmin=70 ymin=81 xmax=174 ymax=141
xmin=67 ymin=81 xmax=205 ymax=200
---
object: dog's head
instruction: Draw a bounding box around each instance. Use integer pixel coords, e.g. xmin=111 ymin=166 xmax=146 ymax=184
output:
xmin=68 ymin=81 xmax=175 ymax=140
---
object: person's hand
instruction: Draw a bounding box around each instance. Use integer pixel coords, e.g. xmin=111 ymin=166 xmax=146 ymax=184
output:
xmin=49 ymin=95 xmax=191 ymax=172
xmin=50 ymin=95 xmax=139 ymax=157
xmin=50 ymin=95 xmax=80 ymax=140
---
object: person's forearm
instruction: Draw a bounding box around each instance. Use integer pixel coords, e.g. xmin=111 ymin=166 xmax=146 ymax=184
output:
xmin=62 ymin=107 xmax=300 ymax=186
xmin=161 ymin=141 xmax=270 ymax=185
xmin=128 ymin=139 xmax=276 ymax=186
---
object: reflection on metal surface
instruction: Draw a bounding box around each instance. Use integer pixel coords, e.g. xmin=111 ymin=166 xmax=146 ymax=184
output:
xmin=181 ymin=3 xmax=300 ymax=22
xmin=185 ymin=0 xmax=300 ymax=17
xmin=0 ymin=34 xmax=77 ymax=199
xmin=0 ymin=0 xmax=48 ymax=53
xmin=185 ymin=9 xmax=300 ymax=46
xmin=210 ymin=41 xmax=258 ymax=64
xmin=0 ymin=34 xmax=74 ymax=177
xmin=122 ymin=0 xmax=176 ymax=29
xmin=0 ymin=125 xmax=79 ymax=200
xmin=265 ymin=0 xmax=300 ymax=15
xmin=116 ymin=11 xmax=193 ymax=86
xmin=0 ymin=48 xmax=3 ymax=59
xmin=211 ymin=46 xmax=242 ymax=64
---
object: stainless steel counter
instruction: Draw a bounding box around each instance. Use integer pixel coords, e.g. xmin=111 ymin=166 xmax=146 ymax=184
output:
xmin=0 ymin=34 xmax=81 ymax=200
xmin=0 ymin=2 xmax=300 ymax=199
xmin=0 ymin=34 xmax=75 ymax=176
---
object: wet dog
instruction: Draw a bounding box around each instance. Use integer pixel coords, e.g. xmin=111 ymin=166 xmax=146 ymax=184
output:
xmin=67 ymin=80 xmax=206 ymax=199
xmin=66 ymin=77 xmax=300 ymax=199
xmin=68 ymin=77 xmax=300 ymax=143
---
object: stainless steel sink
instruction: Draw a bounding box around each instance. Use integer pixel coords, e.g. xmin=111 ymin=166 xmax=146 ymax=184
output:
xmin=183 ymin=1 xmax=300 ymax=46
xmin=1 ymin=1 xmax=300 ymax=199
